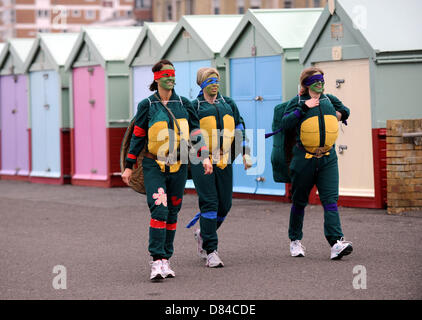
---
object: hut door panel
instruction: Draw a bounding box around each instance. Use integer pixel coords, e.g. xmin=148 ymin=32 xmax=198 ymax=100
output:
xmin=73 ymin=67 xmax=92 ymax=179
xmin=255 ymin=56 xmax=284 ymax=195
xmin=173 ymin=60 xmax=211 ymax=100
xmin=31 ymin=71 xmax=61 ymax=178
xmin=173 ymin=62 xmax=190 ymax=98
xmin=44 ymin=71 xmax=61 ymax=177
xmin=315 ymin=59 xmax=374 ymax=197
xmin=30 ymin=71 xmax=47 ymax=176
xmin=230 ymin=57 xmax=258 ymax=193
xmin=188 ymin=60 xmax=211 ymax=100
xmin=230 ymin=56 xmax=285 ymax=196
xmin=88 ymin=66 xmax=107 ymax=180
xmin=133 ymin=65 xmax=152 ymax=115
xmin=172 ymin=60 xmax=211 ymax=189
xmin=15 ymin=75 xmax=29 ymax=175
xmin=1 ymin=75 xmax=29 ymax=175
xmin=0 ymin=76 xmax=16 ymax=175
xmin=73 ymin=66 xmax=106 ymax=180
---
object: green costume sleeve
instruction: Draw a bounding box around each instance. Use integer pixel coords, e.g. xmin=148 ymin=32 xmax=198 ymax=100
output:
xmin=280 ymin=95 xmax=307 ymax=130
xmin=225 ymin=96 xmax=250 ymax=156
xmin=326 ymin=94 xmax=350 ymax=121
xmin=183 ymin=97 xmax=209 ymax=159
xmin=125 ymin=99 xmax=149 ymax=169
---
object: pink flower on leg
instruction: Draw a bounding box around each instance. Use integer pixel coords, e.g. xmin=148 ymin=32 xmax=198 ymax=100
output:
xmin=152 ymin=187 xmax=167 ymax=207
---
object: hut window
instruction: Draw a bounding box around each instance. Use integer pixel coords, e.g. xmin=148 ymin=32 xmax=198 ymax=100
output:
xmin=313 ymin=0 xmax=321 ymax=7
xmin=284 ymin=0 xmax=292 ymax=8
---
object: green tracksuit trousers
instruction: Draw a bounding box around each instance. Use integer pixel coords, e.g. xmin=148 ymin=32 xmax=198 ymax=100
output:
xmin=143 ymin=157 xmax=187 ymax=260
xmin=189 ymin=162 xmax=233 ymax=254
xmin=288 ymin=147 xmax=344 ymax=246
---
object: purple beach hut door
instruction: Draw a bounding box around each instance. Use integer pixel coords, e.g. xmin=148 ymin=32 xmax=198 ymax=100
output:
xmin=0 ymin=75 xmax=29 ymax=176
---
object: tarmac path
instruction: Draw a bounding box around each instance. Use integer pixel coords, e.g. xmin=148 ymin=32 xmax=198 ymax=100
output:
xmin=0 ymin=180 xmax=421 ymax=300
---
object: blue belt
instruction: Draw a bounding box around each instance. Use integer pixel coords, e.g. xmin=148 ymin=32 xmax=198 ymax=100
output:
xmin=186 ymin=211 xmax=226 ymax=228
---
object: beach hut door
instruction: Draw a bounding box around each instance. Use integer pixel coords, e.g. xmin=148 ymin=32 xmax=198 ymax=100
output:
xmin=230 ymin=56 xmax=284 ymax=196
xmin=0 ymin=75 xmax=29 ymax=176
xmin=30 ymin=71 xmax=61 ymax=178
xmin=73 ymin=66 xmax=107 ymax=181
xmin=133 ymin=65 xmax=153 ymax=115
xmin=315 ymin=59 xmax=374 ymax=198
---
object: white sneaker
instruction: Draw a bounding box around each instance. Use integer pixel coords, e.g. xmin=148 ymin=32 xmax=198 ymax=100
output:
xmin=194 ymin=229 xmax=207 ymax=260
xmin=206 ymin=250 xmax=224 ymax=268
xmin=290 ymin=240 xmax=306 ymax=257
xmin=330 ymin=238 xmax=353 ymax=260
xmin=161 ymin=259 xmax=175 ymax=278
xmin=150 ymin=260 xmax=164 ymax=280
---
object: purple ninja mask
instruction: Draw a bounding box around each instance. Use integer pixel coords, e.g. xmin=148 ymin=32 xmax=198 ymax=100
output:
xmin=303 ymin=74 xmax=324 ymax=86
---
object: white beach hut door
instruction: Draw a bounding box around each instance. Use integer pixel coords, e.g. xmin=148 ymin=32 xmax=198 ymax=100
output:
xmin=315 ymin=59 xmax=374 ymax=198
xmin=133 ymin=65 xmax=153 ymax=115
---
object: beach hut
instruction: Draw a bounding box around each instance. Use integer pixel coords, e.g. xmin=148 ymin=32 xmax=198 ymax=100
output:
xmin=126 ymin=22 xmax=177 ymax=116
xmin=220 ymin=9 xmax=323 ymax=198
xmin=64 ymin=27 xmax=142 ymax=187
xmin=299 ymin=0 xmax=422 ymax=208
xmin=159 ymin=14 xmax=243 ymax=100
xmin=0 ymin=38 xmax=35 ymax=180
xmin=158 ymin=15 xmax=242 ymax=190
xmin=23 ymin=33 xmax=79 ymax=185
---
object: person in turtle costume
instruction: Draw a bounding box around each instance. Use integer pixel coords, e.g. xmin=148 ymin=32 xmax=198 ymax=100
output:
xmin=122 ymin=60 xmax=213 ymax=281
xmin=186 ymin=67 xmax=252 ymax=268
xmin=280 ymin=66 xmax=353 ymax=260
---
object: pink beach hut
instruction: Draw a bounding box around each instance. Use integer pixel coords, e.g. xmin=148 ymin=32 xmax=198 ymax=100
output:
xmin=64 ymin=27 xmax=142 ymax=187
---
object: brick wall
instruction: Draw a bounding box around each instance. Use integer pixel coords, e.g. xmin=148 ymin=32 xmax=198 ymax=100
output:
xmin=15 ymin=9 xmax=36 ymax=24
xmin=15 ymin=28 xmax=37 ymax=37
xmin=51 ymin=0 xmax=101 ymax=5
xmin=386 ymin=119 xmax=422 ymax=214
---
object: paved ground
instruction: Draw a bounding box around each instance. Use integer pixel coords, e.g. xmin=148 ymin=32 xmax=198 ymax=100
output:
xmin=0 ymin=180 xmax=421 ymax=300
